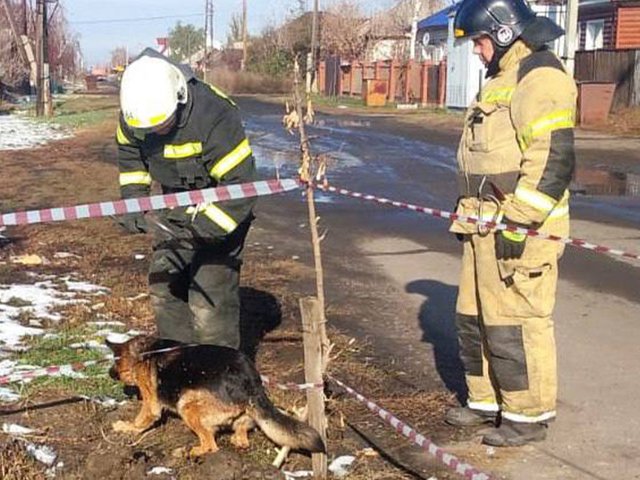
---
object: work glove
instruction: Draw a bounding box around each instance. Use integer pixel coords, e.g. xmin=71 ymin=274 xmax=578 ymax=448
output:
xmin=495 ymin=218 xmax=528 ymax=260
xmin=116 ymin=212 xmax=149 ymax=235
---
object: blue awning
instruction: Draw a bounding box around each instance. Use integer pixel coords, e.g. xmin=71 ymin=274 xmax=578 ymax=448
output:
xmin=417 ymin=3 xmax=459 ymax=30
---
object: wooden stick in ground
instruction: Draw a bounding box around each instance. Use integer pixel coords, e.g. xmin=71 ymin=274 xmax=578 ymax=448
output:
xmin=300 ymin=297 xmax=328 ymax=479
xmin=291 ymin=57 xmax=330 ymax=362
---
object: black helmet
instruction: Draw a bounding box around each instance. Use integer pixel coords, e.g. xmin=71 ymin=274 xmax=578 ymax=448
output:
xmin=454 ymin=0 xmax=536 ymax=48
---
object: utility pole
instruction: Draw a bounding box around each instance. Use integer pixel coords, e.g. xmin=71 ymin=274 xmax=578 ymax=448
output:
xmin=241 ymin=0 xmax=247 ymax=71
xmin=36 ymin=0 xmax=46 ymax=116
xmin=409 ymin=0 xmax=422 ymax=61
xmin=563 ymin=0 xmax=579 ymax=77
xmin=204 ymin=0 xmax=214 ymax=81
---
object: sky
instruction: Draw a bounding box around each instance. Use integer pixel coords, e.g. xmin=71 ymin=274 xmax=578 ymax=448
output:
xmin=63 ymin=0 xmax=396 ymax=67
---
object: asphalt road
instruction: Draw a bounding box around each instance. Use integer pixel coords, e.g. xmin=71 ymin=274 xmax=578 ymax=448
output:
xmin=239 ymin=96 xmax=640 ymax=480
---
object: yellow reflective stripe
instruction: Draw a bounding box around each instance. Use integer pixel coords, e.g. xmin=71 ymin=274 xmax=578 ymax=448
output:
xmin=119 ymin=171 xmax=152 ymax=186
xmin=164 ymin=142 xmax=203 ymax=159
xmin=125 ymin=113 xmax=168 ymax=129
xmin=482 ymin=87 xmax=514 ymax=103
xmin=548 ymin=190 xmax=570 ymax=219
xmin=502 ymin=410 xmax=556 ymax=423
xmin=207 ymin=83 xmax=236 ymax=106
xmin=210 ymin=138 xmax=252 ymax=180
xmin=116 ymin=125 xmax=131 ymax=145
xmin=548 ymin=203 xmax=569 ymax=219
xmin=514 ymin=186 xmax=556 ymax=213
xmin=200 ymin=204 xmax=238 ymax=233
xmin=515 ymin=185 xmax=571 ymax=215
xmin=518 ymin=109 xmax=575 ymax=150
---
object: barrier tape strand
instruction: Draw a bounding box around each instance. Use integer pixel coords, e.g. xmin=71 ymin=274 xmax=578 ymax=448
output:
xmin=319 ymin=183 xmax=640 ymax=262
xmin=0 ymin=179 xmax=300 ymax=227
xmin=329 ymin=375 xmax=494 ymax=480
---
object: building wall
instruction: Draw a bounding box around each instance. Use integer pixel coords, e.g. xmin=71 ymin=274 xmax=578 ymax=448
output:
xmin=578 ymin=3 xmax=616 ymax=49
xmin=616 ymin=6 xmax=640 ymax=48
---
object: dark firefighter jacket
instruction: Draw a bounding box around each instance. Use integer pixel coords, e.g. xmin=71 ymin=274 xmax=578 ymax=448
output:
xmin=450 ymin=40 xmax=577 ymax=237
xmin=116 ymin=49 xmax=257 ymax=243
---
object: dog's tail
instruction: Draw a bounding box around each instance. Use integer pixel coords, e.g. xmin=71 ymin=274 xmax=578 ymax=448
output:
xmin=249 ymin=390 xmax=325 ymax=453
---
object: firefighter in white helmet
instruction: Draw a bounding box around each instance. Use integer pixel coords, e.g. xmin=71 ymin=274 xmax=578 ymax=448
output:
xmin=115 ymin=48 xmax=257 ymax=349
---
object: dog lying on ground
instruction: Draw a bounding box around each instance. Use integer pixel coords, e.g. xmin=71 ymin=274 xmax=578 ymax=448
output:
xmin=106 ymin=335 xmax=325 ymax=457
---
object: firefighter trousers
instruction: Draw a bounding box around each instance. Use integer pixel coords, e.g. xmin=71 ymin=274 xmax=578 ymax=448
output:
xmin=148 ymin=221 xmax=250 ymax=348
xmin=455 ymin=232 xmax=563 ymax=423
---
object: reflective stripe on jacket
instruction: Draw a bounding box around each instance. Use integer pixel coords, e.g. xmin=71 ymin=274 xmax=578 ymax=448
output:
xmin=116 ymin=57 xmax=256 ymax=240
xmin=452 ymin=41 xmax=576 ymax=236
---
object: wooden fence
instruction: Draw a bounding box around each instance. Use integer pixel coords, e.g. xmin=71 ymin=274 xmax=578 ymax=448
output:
xmin=575 ymin=48 xmax=640 ymax=109
xmin=318 ymin=57 xmax=447 ymax=107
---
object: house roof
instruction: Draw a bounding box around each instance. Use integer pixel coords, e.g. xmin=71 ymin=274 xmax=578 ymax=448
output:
xmin=417 ymin=3 xmax=458 ymax=31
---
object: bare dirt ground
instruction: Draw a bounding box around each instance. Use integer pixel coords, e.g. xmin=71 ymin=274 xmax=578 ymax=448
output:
xmin=1 ymin=93 xmax=638 ymax=480
xmin=0 ymin=96 xmax=483 ymax=480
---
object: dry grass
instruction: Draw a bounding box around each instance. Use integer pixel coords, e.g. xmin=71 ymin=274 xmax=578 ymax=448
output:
xmin=0 ymin=441 xmax=45 ymax=480
xmin=607 ymin=107 xmax=640 ymax=136
xmin=206 ymin=67 xmax=292 ymax=94
xmin=0 ymin=94 xmax=462 ymax=479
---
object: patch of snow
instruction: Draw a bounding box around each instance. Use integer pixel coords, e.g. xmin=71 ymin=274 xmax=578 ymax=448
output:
xmin=0 ymin=275 xmax=106 ymax=348
xmin=25 ymin=443 xmax=58 ymax=466
xmin=106 ymin=332 xmax=132 ymax=344
xmin=283 ymin=471 xmax=314 ymax=479
xmin=0 ymin=387 xmax=20 ymax=402
xmin=147 ymin=466 xmax=174 ymax=475
xmin=0 ymin=115 xmax=70 ymax=150
xmin=0 ymin=359 xmax=17 ymax=375
xmin=89 ymin=321 xmax=126 ymax=328
xmin=53 ymin=252 xmax=81 ymax=260
xmin=80 ymin=395 xmax=127 ymax=407
xmin=2 ymin=423 xmax=36 ymax=435
xmin=45 ymin=461 xmax=64 ymax=479
xmin=328 ymin=455 xmax=356 ymax=477
xmin=68 ymin=340 xmax=109 ymax=350
xmin=64 ymin=279 xmax=109 ymax=294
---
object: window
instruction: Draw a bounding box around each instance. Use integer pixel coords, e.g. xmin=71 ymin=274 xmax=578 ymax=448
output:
xmin=585 ymin=19 xmax=604 ymax=50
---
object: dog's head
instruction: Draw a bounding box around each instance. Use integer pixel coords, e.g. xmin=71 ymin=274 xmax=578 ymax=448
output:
xmin=105 ymin=335 xmax=156 ymax=386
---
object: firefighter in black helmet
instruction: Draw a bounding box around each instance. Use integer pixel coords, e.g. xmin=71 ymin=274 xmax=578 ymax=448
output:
xmin=445 ymin=0 xmax=577 ymax=447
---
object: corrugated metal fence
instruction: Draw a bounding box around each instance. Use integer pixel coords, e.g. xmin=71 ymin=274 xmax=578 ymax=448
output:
xmin=575 ymin=49 xmax=640 ymax=109
xmin=318 ymin=57 xmax=447 ymax=107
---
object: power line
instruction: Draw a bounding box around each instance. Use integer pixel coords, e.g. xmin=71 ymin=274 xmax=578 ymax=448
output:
xmin=71 ymin=13 xmax=202 ymax=26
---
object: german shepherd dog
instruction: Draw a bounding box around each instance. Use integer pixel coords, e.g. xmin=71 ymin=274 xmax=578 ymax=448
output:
xmin=106 ymin=335 xmax=325 ymax=457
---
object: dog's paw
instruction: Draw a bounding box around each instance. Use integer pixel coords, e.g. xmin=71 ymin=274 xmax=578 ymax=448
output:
xmin=112 ymin=420 xmax=141 ymax=433
xmin=230 ymin=434 xmax=250 ymax=450
xmin=189 ymin=445 xmax=219 ymax=458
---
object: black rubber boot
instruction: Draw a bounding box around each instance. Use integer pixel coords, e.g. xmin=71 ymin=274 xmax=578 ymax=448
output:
xmin=482 ymin=419 xmax=548 ymax=447
xmin=445 ymin=407 xmax=497 ymax=426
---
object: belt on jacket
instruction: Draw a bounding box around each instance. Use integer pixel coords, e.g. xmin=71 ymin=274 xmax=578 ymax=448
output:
xmin=458 ymin=172 xmax=519 ymax=198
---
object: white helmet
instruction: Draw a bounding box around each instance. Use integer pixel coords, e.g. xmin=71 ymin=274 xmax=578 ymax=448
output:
xmin=120 ymin=55 xmax=188 ymax=130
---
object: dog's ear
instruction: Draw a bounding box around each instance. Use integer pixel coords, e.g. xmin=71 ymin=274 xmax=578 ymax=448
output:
xmin=105 ymin=339 xmax=125 ymax=356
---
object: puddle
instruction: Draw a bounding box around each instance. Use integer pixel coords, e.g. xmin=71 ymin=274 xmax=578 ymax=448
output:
xmin=571 ymin=168 xmax=640 ymax=197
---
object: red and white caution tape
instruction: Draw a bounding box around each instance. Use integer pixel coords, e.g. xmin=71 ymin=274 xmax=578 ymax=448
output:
xmin=0 ymin=179 xmax=300 ymax=227
xmin=329 ymin=375 xmax=494 ymax=480
xmin=319 ymin=183 xmax=640 ymax=262
xmin=0 ymin=359 xmax=108 ymax=385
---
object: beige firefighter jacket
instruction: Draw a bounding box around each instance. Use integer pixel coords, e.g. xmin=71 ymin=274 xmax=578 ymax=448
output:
xmin=451 ymin=40 xmax=577 ymax=237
